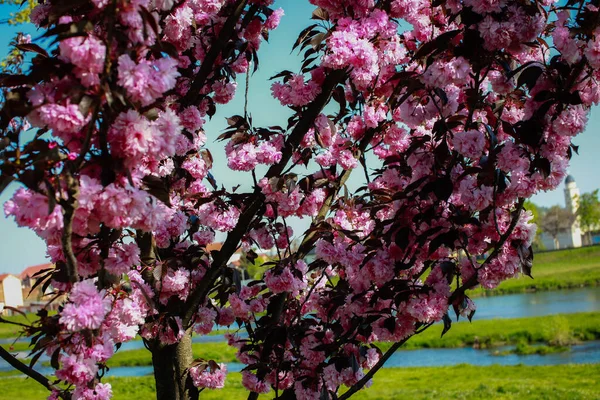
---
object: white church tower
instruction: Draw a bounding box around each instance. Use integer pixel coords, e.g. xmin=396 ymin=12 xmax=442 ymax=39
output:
xmin=563 ymin=175 xmax=582 ymax=248
xmin=540 ymin=174 xmax=583 ymax=250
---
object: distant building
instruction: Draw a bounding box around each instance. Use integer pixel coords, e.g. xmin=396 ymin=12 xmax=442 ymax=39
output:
xmin=20 ymin=263 xmax=54 ymax=302
xmin=540 ymin=175 xmax=583 ymax=250
xmin=0 ymin=274 xmax=24 ymax=314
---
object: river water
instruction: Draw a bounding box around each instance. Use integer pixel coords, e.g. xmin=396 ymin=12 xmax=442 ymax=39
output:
xmin=5 ymin=341 xmax=600 ymax=378
xmin=473 ymin=287 xmax=600 ymax=320
xmin=1 ymin=287 xmax=599 ymax=377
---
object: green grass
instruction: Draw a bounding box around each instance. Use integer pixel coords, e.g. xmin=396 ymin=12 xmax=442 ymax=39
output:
xmin=471 ymin=245 xmax=600 ymax=296
xmin=3 ymin=312 xmax=597 ymax=367
xmin=102 ymin=312 xmax=600 ymax=367
xmin=0 ymin=314 xmax=36 ymax=339
xmin=380 ymin=312 xmax=600 ymax=352
xmin=2 ymin=364 xmax=599 ymax=400
xmin=498 ymin=343 xmax=569 ymax=356
xmin=0 ymin=340 xmax=31 ymax=352
xmin=107 ymin=342 xmax=238 ymax=367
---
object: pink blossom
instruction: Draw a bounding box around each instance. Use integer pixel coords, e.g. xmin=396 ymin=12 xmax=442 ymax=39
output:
xmin=422 ymin=57 xmax=471 ymax=88
xmin=463 ymin=0 xmax=506 ymax=14
xmin=226 ymin=142 xmax=259 ymax=171
xmin=30 ymin=3 xmax=51 ymax=26
xmin=193 ymin=230 xmax=215 ymax=246
xmin=31 ymin=103 xmax=87 ymax=134
xmin=163 ymin=5 xmax=194 ymax=51
xmin=406 ymin=293 xmax=448 ymax=323
xmin=59 ymin=35 xmax=106 ymax=86
xmin=56 ymin=354 xmax=98 ymax=385
xmin=196 ymin=202 xmax=240 ymax=232
xmin=264 ymin=261 xmax=308 ymax=295
xmin=272 ymin=74 xmax=321 ymax=107
xmin=4 ymin=188 xmax=63 ymax=238
xmin=190 ymin=364 xmax=227 ymax=389
xmin=180 ymin=106 xmax=205 ymax=132
xmin=265 ymin=8 xmax=284 ymax=30
xmin=73 ymin=383 xmax=113 ymax=400
xmin=451 ymin=129 xmax=486 ymax=159
xmin=552 ymin=105 xmax=588 ymax=137
xmin=60 ymin=280 xmax=111 ymax=331
xmin=117 ymin=55 xmax=180 ymax=106
xmin=242 ymin=371 xmax=271 ymax=394
xmin=160 ymin=268 xmax=191 ymax=303
xmin=212 ymin=81 xmax=237 ymax=104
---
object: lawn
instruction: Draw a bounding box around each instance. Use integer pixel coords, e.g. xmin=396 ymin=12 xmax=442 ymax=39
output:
xmin=106 ymin=342 xmax=238 ymax=367
xmin=3 ymin=311 xmax=596 ymax=367
xmin=0 ymin=313 xmax=36 ymax=339
xmin=106 ymin=311 xmax=600 ymax=366
xmin=2 ymin=312 xmax=600 ymax=367
xmin=472 ymin=245 xmax=600 ymax=296
xmin=394 ymin=311 xmax=600 ymax=350
xmin=1 ymin=364 xmax=598 ymax=400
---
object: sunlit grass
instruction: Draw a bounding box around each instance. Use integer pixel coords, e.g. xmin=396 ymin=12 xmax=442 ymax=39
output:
xmin=471 ymin=245 xmax=600 ymax=296
xmin=2 ymin=364 xmax=600 ymax=400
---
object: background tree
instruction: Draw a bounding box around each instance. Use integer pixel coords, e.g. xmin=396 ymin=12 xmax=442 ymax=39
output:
xmin=0 ymin=0 xmax=34 ymax=73
xmin=577 ymin=190 xmax=600 ymax=245
xmin=0 ymin=1 xmax=599 ymax=400
xmin=0 ymin=0 xmax=34 ymax=25
xmin=540 ymin=206 xmax=577 ymax=250
xmin=524 ymin=200 xmax=545 ymax=251
xmin=239 ymin=250 xmax=271 ymax=280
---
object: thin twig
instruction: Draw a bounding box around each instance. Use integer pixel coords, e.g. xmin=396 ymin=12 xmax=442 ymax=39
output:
xmin=182 ymin=0 xmax=250 ymax=107
xmin=337 ymin=326 xmax=431 ymax=400
xmin=450 ymin=198 xmax=525 ymax=302
xmin=60 ymin=171 xmax=79 ymax=284
xmin=181 ymin=69 xmax=346 ymax=328
xmin=0 ymin=346 xmax=68 ymax=399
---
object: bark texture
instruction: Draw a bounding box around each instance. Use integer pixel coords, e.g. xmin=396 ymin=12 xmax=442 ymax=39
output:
xmin=152 ymin=332 xmax=198 ymax=400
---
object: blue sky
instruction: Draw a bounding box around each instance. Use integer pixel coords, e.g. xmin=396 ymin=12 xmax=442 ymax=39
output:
xmin=1 ymin=1 xmax=599 ymax=274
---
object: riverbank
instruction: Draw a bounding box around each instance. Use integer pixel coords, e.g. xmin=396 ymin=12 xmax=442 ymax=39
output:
xmin=2 ymin=364 xmax=598 ymax=399
xmin=472 ymin=245 xmax=600 ymax=296
xmin=3 ymin=311 xmax=594 ymax=367
xmin=58 ymin=311 xmax=600 ymax=368
xmin=1 ymin=245 xmax=598 ymax=339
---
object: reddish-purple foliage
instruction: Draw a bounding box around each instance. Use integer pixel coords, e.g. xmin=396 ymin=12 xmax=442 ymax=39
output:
xmin=1 ymin=0 xmax=599 ymax=399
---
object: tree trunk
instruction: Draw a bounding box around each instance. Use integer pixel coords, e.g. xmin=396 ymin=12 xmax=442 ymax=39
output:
xmin=152 ymin=331 xmax=198 ymax=400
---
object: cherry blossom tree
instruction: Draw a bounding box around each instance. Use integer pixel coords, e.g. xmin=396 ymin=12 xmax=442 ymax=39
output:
xmin=1 ymin=0 xmax=599 ymax=399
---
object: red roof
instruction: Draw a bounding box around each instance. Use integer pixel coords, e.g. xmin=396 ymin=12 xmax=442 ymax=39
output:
xmin=0 ymin=273 xmax=19 ymax=283
xmin=20 ymin=263 xmax=54 ymax=280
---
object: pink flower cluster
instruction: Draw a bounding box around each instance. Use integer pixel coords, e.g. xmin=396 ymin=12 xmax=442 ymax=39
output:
xmin=264 ymin=260 xmax=308 ymax=295
xmin=59 ymin=34 xmax=106 ymax=87
xmin=225 ymin=135 xmax=284 ymax=171
xmin=189 ymin=363 xmax=227 ymax=389
xmin=59 ymin=280 xmax=111 ymax=332
xmin=271 ymin=74 xmax=322 ymax=107
xmin=117 ymin=55 xmax=180 ymax=106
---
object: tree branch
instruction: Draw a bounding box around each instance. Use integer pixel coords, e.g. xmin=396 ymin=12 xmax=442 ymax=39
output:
xmin=61 ymin=171 xmax=79 ymax=284
xmin=182 ymin=0 xmax=249 ymax=107
xmin=182 ymin=68 xmax=346 ymax=328
xmin=337 ymin=326 xmax=429 ymax=400
xmin=449 ymin=198 xmax=525 ymax=303
xmin=0 ymin=346 xmax=67 ymax=399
